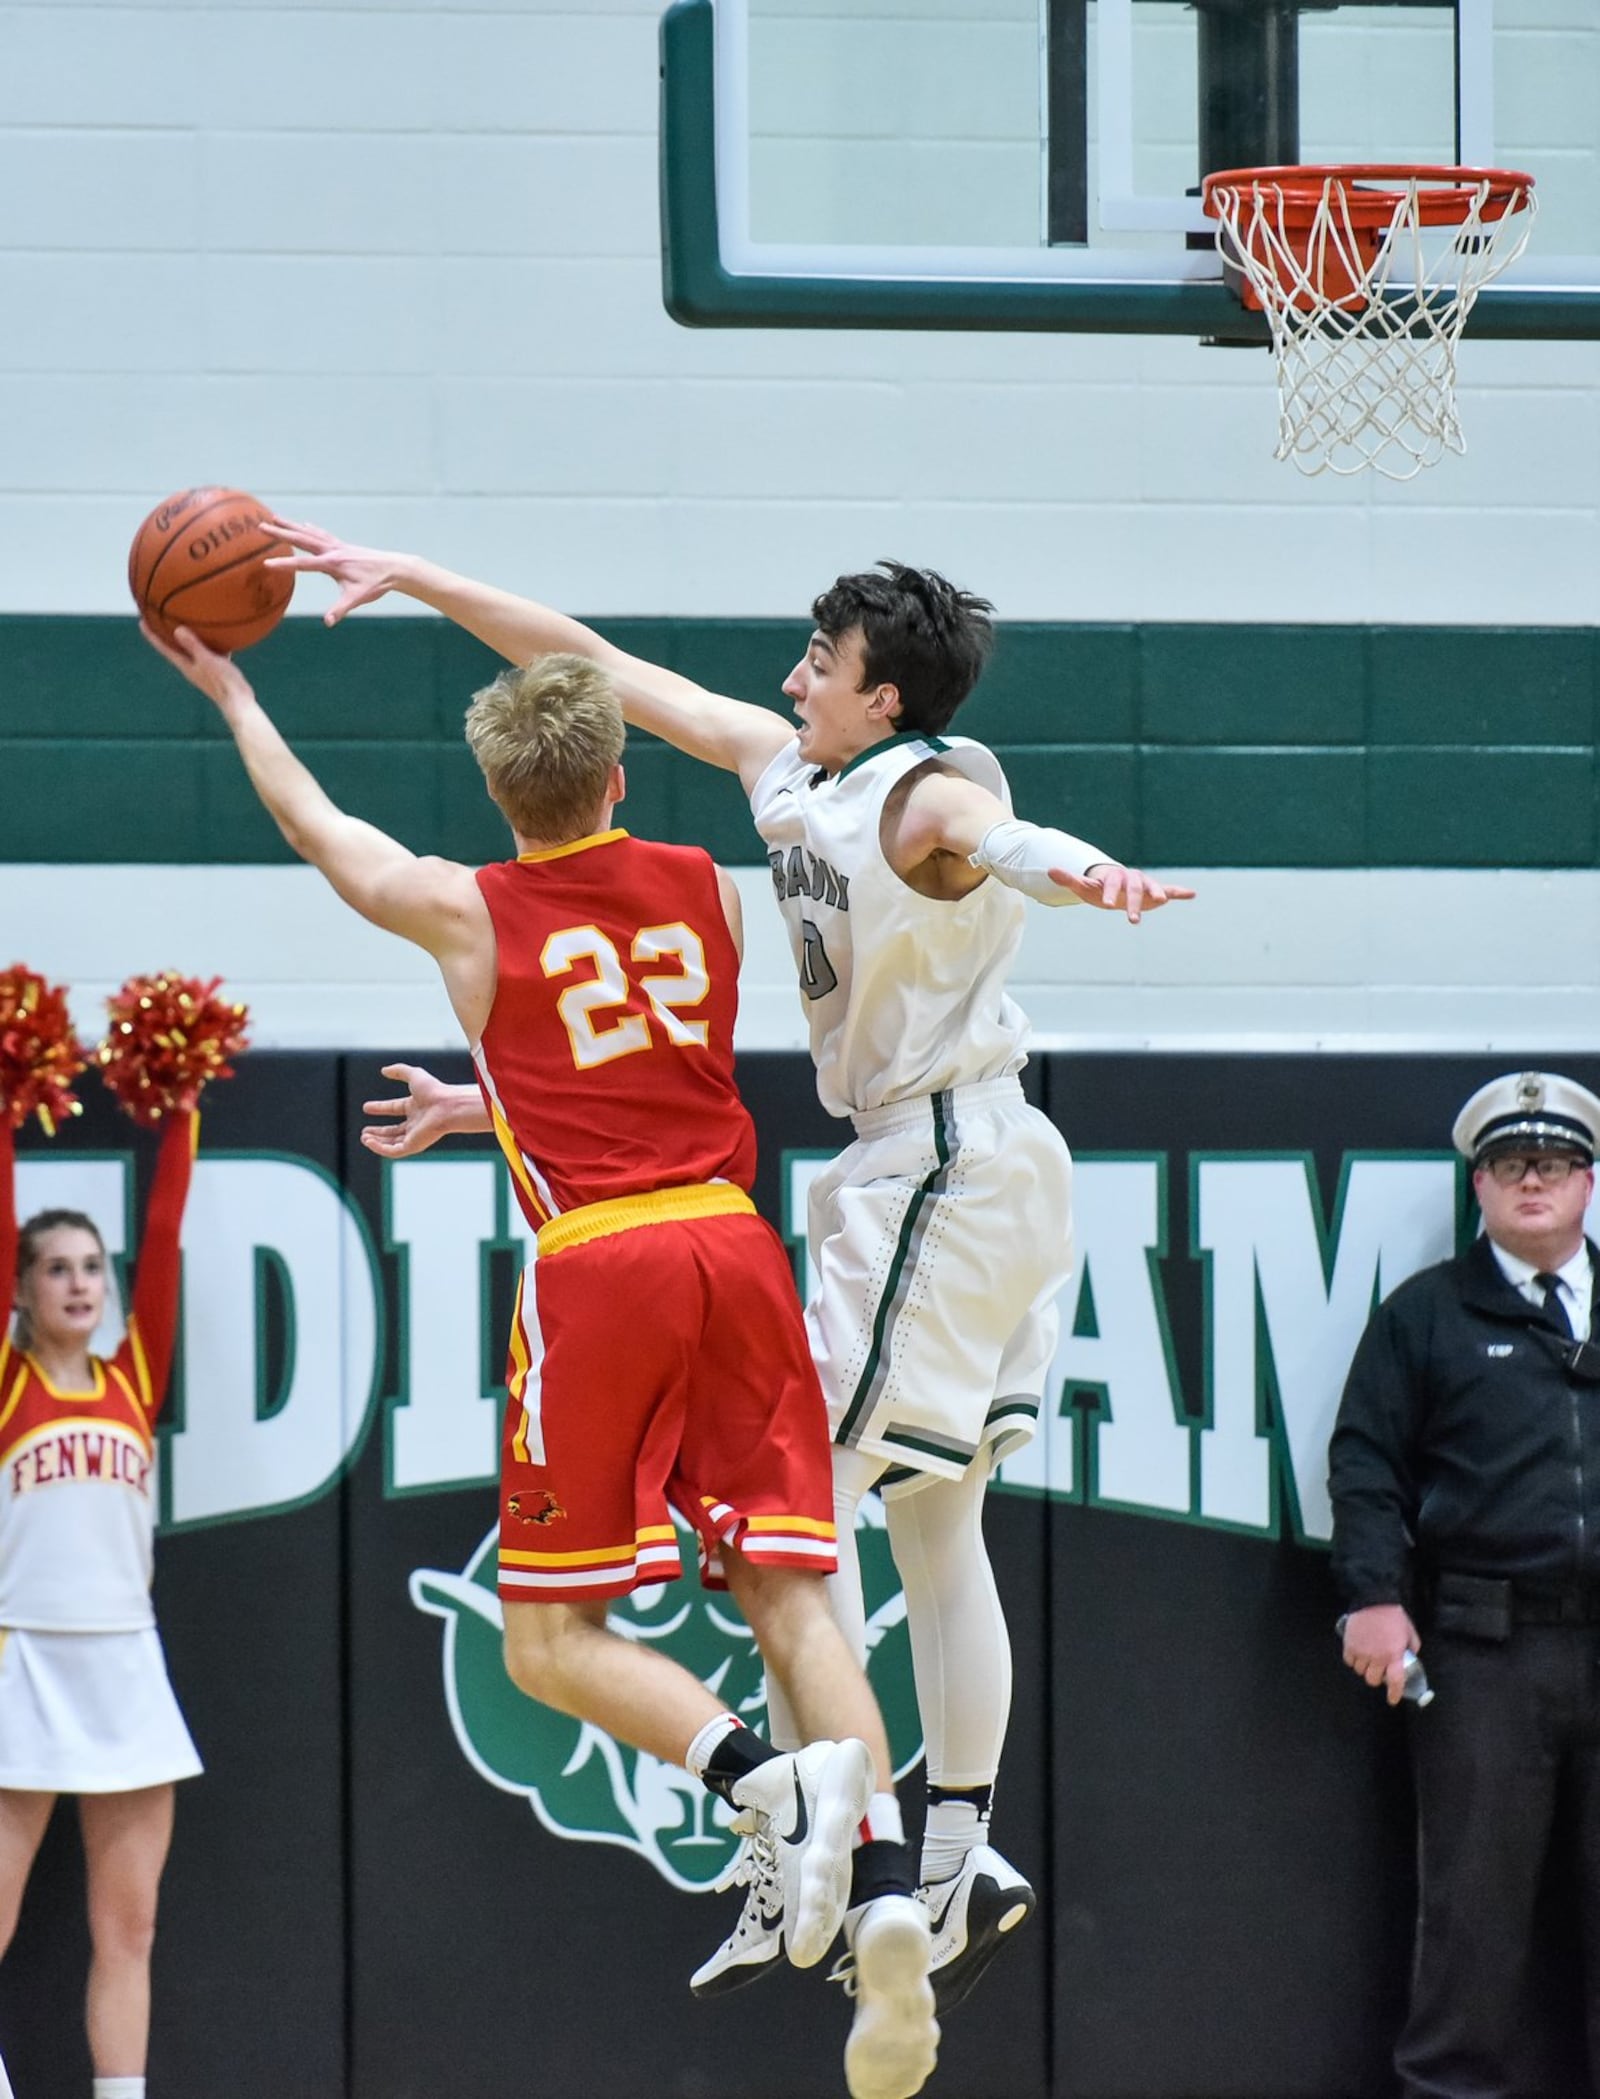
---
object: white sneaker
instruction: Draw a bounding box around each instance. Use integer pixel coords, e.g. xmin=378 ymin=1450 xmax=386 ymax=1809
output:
xmin=840 ymin=1894 xmax=939 ymax=2099
xmin=689 ymin=1810 xmax=784 ymax=1998
xmin=730 ymin=1738 xmax=874 ymax=1970
xmin=920 ymin=1843 xmax=1036 ymax=2012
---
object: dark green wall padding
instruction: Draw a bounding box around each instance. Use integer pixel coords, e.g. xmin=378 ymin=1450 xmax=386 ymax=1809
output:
xmin=4 ymin=615 xmax=1596 ymax=868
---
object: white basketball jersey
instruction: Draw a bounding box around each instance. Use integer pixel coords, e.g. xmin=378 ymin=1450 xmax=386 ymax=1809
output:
xmin=749 ymin=732 xmax=1030 ymax=1118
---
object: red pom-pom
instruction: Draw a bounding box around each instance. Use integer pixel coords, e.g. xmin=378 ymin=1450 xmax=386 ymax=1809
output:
xmin=96 ymin=972 xmax=251 ymax=1125
xmin=0 ymin=964 xmax=87 ymax=1136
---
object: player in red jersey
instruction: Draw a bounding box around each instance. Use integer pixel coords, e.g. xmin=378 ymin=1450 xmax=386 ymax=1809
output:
xmin=143 ymin=626 xmax=938 ymax=2099
xmin=0 ymin=1107 xmax=201 ymax=2099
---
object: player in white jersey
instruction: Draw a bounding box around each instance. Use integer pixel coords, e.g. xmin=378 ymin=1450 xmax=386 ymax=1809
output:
xmin=261 ymin=523 xmax=1193 ymax=2010
xmin=757 ymin=729 xmax=1029 ymax=1118
xmin=753 ymin=725 xmax=1074 ymax=1491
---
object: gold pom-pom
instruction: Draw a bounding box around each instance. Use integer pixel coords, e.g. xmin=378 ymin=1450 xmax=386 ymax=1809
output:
xmin=0 ymin=964 xmax=87 ymax=1136
xmin=95 ymin=972 xmax=251 ymax=1125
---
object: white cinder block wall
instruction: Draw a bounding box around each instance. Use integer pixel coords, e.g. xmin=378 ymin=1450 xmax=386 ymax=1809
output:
xmin=2 ymin=0 xmax=1596 ymax=1051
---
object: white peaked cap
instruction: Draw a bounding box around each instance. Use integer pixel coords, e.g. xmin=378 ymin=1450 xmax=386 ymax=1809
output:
xmin=1452 ymin=1069 xmax=1600 ymax=1165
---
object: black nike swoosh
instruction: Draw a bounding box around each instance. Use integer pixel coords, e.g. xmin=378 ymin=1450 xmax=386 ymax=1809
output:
xmin=784 ymin=1768 xmax=809 ymax=1848
xmin=925 ymin=1881 xmax=961 ymax=1935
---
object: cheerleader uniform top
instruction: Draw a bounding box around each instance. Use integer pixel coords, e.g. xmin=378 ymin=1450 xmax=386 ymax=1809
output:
xmin=0 ymin=1111 xmax=195 ymax=1632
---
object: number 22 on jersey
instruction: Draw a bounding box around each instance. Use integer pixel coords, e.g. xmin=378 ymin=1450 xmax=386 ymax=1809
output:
xmin=541 ymin=921 xmax=712 ymax=1070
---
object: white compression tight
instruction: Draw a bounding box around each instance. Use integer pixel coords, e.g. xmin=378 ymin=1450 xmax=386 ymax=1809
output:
xmin=766 ymin=1445 xmax=1013 ymax=1788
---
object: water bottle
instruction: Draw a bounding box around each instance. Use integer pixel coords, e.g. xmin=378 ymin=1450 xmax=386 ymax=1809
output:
xmin=1399 ymin=1650 xmax=1434 ymax=1706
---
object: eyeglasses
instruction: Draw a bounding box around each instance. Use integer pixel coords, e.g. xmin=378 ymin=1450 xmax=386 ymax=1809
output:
xmin=1483 ymin=1153 xmax=1587 ymax=1187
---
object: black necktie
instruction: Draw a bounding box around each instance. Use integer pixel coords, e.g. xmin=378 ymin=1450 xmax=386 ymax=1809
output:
xmin=1534 ymin=1271 xmax=1572 ymax=1338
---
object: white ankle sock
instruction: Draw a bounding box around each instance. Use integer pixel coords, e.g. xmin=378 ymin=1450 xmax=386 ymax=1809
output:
xmin=93 ymin=2080 xmax=146 ymax=2099
xmin=921 ymin=1797 xmax=987 ymax=1883
xmin=684 ymin=1712 xmax=742 ymax=1778
xmin=861 ymin=1790 xmax=904 ymax=1845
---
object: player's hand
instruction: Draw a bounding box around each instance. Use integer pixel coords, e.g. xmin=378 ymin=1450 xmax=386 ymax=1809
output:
xmin=259 ymin=517 xmax=405 ymax=625
xmin=361 ymin=1063 xmax=466 ymax=1159
xmin=1340 ymin=1603 xmax=1419 ymax=1706
xmin=1048 ymin=863 xmax=1197 ymax=923
xmin=140 ymin=620 xmax=255 ymax=718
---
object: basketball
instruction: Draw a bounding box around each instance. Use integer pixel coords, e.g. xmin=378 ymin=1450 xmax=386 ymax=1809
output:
xmin=128 ymin=487 xmax=294 ymax=651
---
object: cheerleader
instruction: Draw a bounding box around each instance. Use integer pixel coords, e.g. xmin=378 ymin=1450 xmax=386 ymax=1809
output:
xmin=0 ymin=1075 xmax=199 ymax=2099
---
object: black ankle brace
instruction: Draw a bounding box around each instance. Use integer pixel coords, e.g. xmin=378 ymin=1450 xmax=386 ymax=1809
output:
xmin=701 ymin=1726 xmax=779 ymax=1804
xmin=849 ymin=1836 xmax=915 ymax=1907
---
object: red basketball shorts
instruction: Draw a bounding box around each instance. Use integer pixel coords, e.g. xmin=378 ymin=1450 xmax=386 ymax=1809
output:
xmin=496 ymin=1207 xmax=837 ymax=1604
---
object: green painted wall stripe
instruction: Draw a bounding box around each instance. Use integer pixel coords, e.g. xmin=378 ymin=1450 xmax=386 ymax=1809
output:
xmin=3 ymin=615 xmax=1596 ymax=868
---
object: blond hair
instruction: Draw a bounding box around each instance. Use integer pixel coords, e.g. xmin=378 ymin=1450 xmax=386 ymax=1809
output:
xmin=464 ymin=655 xmax=625 ymax=844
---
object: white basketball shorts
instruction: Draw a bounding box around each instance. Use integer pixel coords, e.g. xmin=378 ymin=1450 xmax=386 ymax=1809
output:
xmin=805 ymin=1076 xmax=1073 ymax=1494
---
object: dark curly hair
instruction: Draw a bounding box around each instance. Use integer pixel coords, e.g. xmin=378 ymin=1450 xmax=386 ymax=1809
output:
xmin=810 ymin=561 xmax=994 ymax=736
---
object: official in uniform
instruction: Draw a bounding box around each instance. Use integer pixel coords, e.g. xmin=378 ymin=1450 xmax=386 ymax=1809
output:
xmin=1329 ymin=1068 xmax=1600 ymax=2098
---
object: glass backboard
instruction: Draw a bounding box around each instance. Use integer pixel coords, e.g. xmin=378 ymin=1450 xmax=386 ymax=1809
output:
xmin=660 ymin=0 xmax=1600 ymax=337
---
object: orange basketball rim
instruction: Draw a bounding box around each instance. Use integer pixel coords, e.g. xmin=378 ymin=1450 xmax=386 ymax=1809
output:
xmin=1198 ymin=164 xmax=1536 ymax=478
xmin=1201 ymin=164 xmax=1535 ymax=314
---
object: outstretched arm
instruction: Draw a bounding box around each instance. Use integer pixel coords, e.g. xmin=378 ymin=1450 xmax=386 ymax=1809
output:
xmin=260 ymin=520 xmax=791 ymax=790
xmin=362 ymin=1064 xmax=490 ymax=1160
xmin=0 ymin=1123 xmax=16 ymax=1383
xmin=125 ymin=1108 xmax=197 ymax=1418
xmin=144 ymin=624 xmax=493 ymax=1038
xmin=893 ymin=768 xmax=1196 ymax=924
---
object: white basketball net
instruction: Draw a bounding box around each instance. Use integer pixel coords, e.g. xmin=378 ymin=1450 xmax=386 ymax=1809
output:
xmin=1206 ymin=173 xmax=1536 ymax=479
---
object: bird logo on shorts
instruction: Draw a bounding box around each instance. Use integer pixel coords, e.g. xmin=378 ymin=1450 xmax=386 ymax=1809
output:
xmin=508 ymin=1489 xmax=566 ymax=1527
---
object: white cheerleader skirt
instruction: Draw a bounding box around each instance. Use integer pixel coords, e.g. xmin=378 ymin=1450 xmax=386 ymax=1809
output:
xmin=0 ymin=1625 xmax=203 ymax=1792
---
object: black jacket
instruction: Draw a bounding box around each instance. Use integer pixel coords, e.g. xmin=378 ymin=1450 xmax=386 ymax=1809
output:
xmin=1328 ymin=1234 xmax=1600 ymax=1612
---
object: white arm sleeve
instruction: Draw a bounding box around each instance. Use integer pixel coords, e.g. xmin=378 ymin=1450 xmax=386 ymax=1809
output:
xmin=968 ymin=817 xmax=1110 ymax=907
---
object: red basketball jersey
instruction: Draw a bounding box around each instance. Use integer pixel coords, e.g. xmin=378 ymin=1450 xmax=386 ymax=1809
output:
xmin=473 ymin=830 xmax=756 ymax=1229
